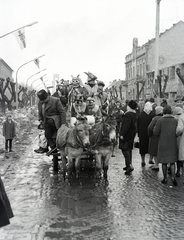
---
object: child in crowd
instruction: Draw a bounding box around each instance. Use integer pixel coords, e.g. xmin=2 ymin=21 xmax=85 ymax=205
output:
xmin=3 ymin=114 xmax=16 ymax=152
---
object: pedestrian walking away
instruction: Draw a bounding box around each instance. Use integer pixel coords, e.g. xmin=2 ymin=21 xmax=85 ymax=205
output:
xmin=154 ymin=105 xmax=178 ymax=186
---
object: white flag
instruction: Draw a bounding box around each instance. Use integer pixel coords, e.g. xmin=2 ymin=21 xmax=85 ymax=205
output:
xmin=34 ymin=58 xmax=40 ymax=68
xmin=14 ymin=27 xmax=26 ymax=50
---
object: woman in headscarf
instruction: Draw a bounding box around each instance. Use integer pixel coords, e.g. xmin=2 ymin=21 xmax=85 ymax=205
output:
xmin=148 ymin=106 xmax=164 ymax=171
xmin=137 ymin=101 xmax=155 ymax=167
xmin=154 ymin=106 xmax=178 ymax=186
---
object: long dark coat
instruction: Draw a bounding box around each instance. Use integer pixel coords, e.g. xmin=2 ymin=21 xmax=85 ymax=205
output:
xmin=38 ymin=96 xmax=66 ymax=130
xmin=3 ymin=120 xmax=16 ymax=140
xmin=148 ymin=115 xmax=162 ymax=156
xmin=119 ymin=111 xmax=137 ymax=151
xmin=153 ymin=115 xmax=178 ymax=164
xmin=137 ymin=111 xmax=155 ymax=154
xmin=0 ymin=177 xmax=14 ymax=227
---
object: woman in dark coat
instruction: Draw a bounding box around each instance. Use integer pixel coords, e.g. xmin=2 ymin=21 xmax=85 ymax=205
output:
xmin=153 ymin=106 xmax=178 ymax=186
xmin=137 ymin=101 xmax=155 ymax=166
xmin=119 ymin=100 xmax=137 ymax=174
xmin=148 ymin=106 xmax=163 ymax=171
xmin=0 ymin=177 xmax=14 ymax=227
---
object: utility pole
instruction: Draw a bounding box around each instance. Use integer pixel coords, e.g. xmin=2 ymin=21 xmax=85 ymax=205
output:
xmin=154 ymin=0 xmax=161 ymax=103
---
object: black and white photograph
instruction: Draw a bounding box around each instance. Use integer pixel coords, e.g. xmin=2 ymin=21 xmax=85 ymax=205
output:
xmin=1 ymin=0 xmax=184 ymax=239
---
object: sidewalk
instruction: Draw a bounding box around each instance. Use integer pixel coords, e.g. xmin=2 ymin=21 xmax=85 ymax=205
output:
xmin=0 ymin=107 xmax=39 ymax=176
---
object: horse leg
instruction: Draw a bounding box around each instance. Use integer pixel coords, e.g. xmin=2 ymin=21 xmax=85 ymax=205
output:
xmin=111 ymin=143 xmax=116 ymax=157
xmin=75 ymin=157 xmax=82 ymax=185
xmin=67 ymin=157 xmax=73 ymax=185
xmin=61 ymin=155 xmax=67 ymax=181
xmin=103 ymin=153 xmax=111 ymax=185
xmin=95 ymin=154 xmax=102 ymax=181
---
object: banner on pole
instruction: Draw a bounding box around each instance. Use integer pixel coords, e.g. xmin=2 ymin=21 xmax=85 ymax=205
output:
xmin=13 ymin=28 xmax=26 ymax=50
xmin=34 ymin=58 xmax=40 ymax=68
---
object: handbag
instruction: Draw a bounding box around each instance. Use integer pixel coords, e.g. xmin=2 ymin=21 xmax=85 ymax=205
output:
xmin=119 ymin=139 xmax=129 ymax=151
xmin=38 ymin=122 xmax=44 ymax=130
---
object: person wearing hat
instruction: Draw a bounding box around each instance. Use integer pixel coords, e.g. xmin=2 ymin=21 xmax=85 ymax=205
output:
xmin=160 ymin=98 xmax=168 ymax=108
xmin=119 ymin=100 xmax=138 ymax=174
xmin=37 ymin=89 xmax=66 ymax=153
xmin=3 ymin=113 xmax=16 ymax=152
xmin=94 ymin=80 xmax=109 ymax=116
xmin=84 ymin=72 xmax=98 ymax=98
xmin=52 ymin=79 xmax=68 ymax=109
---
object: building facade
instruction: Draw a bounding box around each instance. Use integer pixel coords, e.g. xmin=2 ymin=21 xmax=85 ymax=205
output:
xmin=0 ymin=58 xmax=13 ymax=80
xmin=125 ymin=21 xmax=184 ymax=103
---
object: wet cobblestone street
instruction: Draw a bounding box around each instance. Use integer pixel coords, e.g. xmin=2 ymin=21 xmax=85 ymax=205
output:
xmin=1 ymin=126 xmax=184 ymax=240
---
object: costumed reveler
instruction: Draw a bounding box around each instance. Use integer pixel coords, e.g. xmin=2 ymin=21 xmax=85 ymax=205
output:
xmin=68 ymin=75 xmax=88 ymax=111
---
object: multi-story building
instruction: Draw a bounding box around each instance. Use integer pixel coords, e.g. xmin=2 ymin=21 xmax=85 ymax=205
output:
xmin=125 ymin=20 xmax=184 ymax=103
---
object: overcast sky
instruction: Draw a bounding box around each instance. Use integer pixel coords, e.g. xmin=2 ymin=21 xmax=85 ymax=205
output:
xmin=0 ymin=0 xmax=184 ymax=90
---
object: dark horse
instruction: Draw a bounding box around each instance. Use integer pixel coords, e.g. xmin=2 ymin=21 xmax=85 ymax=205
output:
xmin=89 ymin=116 xmax=116 ymax=184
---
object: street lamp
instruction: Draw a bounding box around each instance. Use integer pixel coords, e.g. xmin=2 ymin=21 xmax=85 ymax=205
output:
xmin=0 ymin=22 xmax=38 ymax=38
xmin=30 ymin=74 xmax=47 ymax=89
xmin=26 ymin=68 xmax=47 ymax=88
xmin=15 ymin=54 xmax=45 ymax=109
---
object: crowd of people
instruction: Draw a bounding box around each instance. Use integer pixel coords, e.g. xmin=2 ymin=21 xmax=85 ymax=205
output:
xmin=119 ymin=95 xmax=184 ymax=186
xmin=2 ymin=71 xmax=184 ymax=228
xmin=33 ymin=71 xmax=184 ymax=187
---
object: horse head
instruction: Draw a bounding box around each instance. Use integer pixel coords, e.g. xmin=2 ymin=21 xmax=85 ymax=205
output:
xmin=75 ymin=123 xmax=91 ymax=148
xmin=102 ymin=118 xmax=116 ymax=144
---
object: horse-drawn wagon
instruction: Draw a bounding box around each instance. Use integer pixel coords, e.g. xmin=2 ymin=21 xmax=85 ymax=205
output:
xmin=47 ymin=115 xmax=116 ymax=185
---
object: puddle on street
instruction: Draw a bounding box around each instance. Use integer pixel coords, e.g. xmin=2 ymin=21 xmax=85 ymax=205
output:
xmin=37 ymin=164 xmax=114 ymax=239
